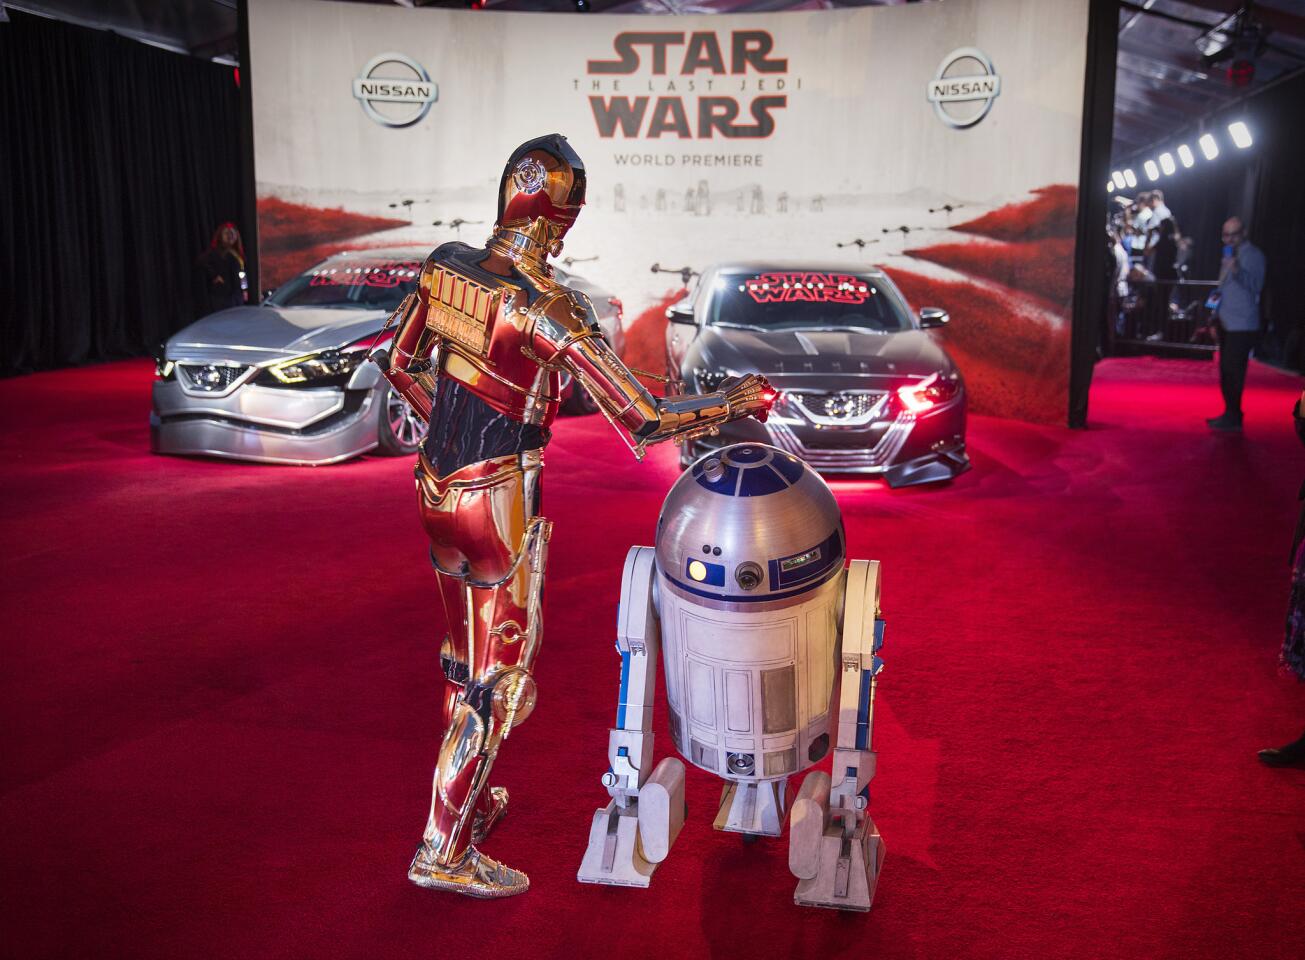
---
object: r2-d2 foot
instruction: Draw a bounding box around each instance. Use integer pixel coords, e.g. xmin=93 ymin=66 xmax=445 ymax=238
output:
xmin=789 ymin=771 xmax=886 ymax=911
xmin=578 ymin=547 xmax=687 ymax=887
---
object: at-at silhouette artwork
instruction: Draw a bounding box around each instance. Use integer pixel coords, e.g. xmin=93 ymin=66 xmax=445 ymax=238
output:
xmin=389 ymin=197 xmax=435 ymax=224
xmin=431 ymin=218 xmax=483 ymax=239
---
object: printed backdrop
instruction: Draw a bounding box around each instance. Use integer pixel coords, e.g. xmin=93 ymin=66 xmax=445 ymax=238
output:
xmin=249 ymin=0 xmax=1088 ymax=422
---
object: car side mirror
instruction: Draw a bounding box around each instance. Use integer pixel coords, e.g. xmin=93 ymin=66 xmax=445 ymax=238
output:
xmin=919 ymin=307 xmax=949 ymax=328
xmin=666 ymin=301 xmax=696 ymax=324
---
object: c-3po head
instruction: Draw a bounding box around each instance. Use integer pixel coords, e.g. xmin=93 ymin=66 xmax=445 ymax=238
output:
xmin=497 ymin=134 xmax=587 ymax=255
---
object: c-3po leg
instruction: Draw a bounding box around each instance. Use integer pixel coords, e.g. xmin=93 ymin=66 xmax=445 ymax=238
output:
xmin=409 ymin=454 xmax=551 ymax=898
xmin=789 ymin=559 xmax=887 ymax=911
xmin=578 ymin=546 xmax=686 ymax=887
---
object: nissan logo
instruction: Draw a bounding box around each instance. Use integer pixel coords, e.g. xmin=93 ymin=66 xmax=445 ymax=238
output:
xmin=927 ymin=47 xmax=1001 ymax=129
xmin=352 ymin=53 xmax=438 ymax=128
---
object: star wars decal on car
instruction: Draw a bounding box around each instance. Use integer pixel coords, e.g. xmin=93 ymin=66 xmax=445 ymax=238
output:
xmin=739 ymin=272 xmax=876 ymax=305
xmin=309 ymin=261 xmax=422 ymax=289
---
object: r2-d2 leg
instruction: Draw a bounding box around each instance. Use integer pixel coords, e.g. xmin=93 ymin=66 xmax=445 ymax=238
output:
xmin=789 ymin=559 xmax=887 ymax=911
xmin=578 ymin=546 xmax=687 ymax=887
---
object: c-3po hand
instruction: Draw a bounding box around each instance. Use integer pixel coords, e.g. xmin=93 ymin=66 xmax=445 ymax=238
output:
xmin=720 ymin=373 xmax=776 ymax=424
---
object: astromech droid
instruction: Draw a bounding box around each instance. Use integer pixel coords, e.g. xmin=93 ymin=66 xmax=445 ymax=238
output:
xmin=578 ymin=443 xmax=886 ymax=911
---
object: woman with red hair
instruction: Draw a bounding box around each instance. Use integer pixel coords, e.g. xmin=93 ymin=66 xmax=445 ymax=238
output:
xmin=197 ymin=222 xmax=248 ymax=314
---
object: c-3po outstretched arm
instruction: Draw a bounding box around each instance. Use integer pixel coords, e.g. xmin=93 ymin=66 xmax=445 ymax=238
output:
xmin=531 ymin=292 xmax=773 ymax=459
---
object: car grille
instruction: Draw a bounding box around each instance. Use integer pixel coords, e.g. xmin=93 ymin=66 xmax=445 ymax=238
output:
xmin=177 ymin=363 xmax=250 ymax=393
xmin=785 ymin=390 xmax=888 ymax=424
xmin=766 ymin=418 xmax=912 ymax=472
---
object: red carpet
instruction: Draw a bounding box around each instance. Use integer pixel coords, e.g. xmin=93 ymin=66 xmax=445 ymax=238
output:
xmin=1 ymin=357 xmax=1303 ymax=960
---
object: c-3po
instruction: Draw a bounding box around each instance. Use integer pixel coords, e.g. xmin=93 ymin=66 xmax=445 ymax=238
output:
xmin=380 ymin=134 xmax=773 ymax=899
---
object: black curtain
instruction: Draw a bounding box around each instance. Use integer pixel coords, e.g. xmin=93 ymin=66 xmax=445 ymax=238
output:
xmin=1245 ymin=70 xmax=1305 ymax=373
xmin=1068 ymin=0 xmax=1119 ymax=428
xmin=0 ymin=10 xmax=247 ymax=377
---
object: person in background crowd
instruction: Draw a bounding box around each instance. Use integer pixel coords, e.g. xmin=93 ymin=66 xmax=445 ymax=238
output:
xmin=1147 ymin=190 xmax=1172 ymax=248
xmin=1174 ymin=229 xmax=1193 ymax=277
xmin=1109 ymin=226 xmax=1130 ymax=338
xmin=1207 ymin=216 xmax=1266 ymax=431
xmin=1258 ymin=391 xmax=1305 ymax=768
xmin=1144 ymin=218 xmax=1180 ymax=339
xmin=197 ymin=222 xmax=248 ymax=315
xmin=1131 ymin=192 xmax=1153 ymax=245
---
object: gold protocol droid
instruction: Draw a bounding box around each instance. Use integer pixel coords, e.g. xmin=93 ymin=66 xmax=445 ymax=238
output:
xmin=378 ymin=133 xmax=774 ymax=901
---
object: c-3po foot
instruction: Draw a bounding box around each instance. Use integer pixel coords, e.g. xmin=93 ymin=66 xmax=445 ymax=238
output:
xmin=408 ymin=845 xmax=529 ymax=898
xmin=471 ymin=786 xmax=509 ymax=846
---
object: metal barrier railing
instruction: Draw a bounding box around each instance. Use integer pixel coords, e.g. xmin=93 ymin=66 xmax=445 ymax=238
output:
xmin=1108 ymin=278 xmax=1220 ymax=358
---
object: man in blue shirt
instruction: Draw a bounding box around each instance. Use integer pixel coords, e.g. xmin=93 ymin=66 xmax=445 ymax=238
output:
xmin=1208 ymin=217 xmax=1266 ymax=431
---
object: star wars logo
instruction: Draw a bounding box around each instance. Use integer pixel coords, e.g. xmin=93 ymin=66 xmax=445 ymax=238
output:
xmin=741 ymin=273 xmax=876 ymax=305
xmin=581 ymin=31 xmax=794 ymax=139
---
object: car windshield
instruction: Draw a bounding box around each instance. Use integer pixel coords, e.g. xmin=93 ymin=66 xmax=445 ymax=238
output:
xmin=707 ymin=271 xmax=910 ymax=333
xmin=267 ymin=257 xmax=423 ymax=310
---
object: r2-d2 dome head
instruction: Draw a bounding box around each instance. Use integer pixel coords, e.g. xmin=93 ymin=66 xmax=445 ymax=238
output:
xmin=656 ymin=444 xmax=845 ymax=610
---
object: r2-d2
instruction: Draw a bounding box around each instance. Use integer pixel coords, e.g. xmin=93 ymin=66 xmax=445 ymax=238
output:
xmin=578 ymin=443 xmax=886 ymax=911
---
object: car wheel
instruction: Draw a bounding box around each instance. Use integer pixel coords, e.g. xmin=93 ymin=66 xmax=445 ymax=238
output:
xmin=377 ymin=384 xmax=427 ymax=456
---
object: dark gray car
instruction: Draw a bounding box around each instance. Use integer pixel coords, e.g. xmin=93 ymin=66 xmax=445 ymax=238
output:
xmin=665 ymin=262 xmax=969 ymax=487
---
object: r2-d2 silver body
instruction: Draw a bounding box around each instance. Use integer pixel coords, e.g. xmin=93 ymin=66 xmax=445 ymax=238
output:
xmin=578 ymin=443 xmax=886 ymax=911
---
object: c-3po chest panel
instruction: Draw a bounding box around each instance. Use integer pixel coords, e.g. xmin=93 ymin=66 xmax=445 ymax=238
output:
xmin=424 ymin=265 xmax=508 ymax=358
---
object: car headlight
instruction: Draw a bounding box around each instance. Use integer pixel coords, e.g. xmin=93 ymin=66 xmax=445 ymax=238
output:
xmin=694 ymin=367 xmax=741 ymax=392
xmin=266 ymin=348 xmax=366 ymax=385
xmin=152 ymin=342 xmax=174 ymax=380
xmin=894 ymin=372 xmax=961 ymax=414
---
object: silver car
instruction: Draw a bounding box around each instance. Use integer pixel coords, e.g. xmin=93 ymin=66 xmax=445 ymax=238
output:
xmin=151 ymin=248 xmax=625 ymax=465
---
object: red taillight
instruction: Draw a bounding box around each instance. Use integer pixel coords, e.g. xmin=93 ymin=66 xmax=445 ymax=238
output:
xmin=895 ymin=373 xmax=957 ymax=415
